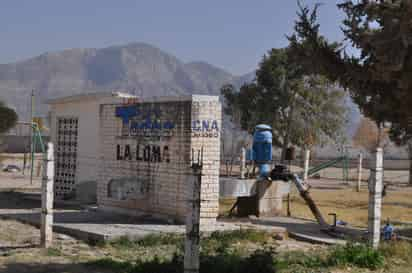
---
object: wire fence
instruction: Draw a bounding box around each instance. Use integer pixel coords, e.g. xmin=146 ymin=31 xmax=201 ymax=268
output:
xmin=2 ymin=152 xmax=411 ymax=186
xmin=220 ymin=156 xmax=412 ymax=184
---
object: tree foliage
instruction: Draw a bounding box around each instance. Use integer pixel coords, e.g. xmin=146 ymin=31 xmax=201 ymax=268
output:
xmin=288 ymin=0 xmax=412 ymax=144
xmin=221 ymin=48 xmax=347 ymax=158
xmin=0 ymin=102 xmax=17 ymax=134
xmin=353 ymin=117 xmax=390 ymax=153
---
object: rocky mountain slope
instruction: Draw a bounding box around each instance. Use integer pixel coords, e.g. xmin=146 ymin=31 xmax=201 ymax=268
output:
xmin=0 ymin=42 xmax=361 ymax=142
xmin=0 ymin=43 xmax=239 ymax=119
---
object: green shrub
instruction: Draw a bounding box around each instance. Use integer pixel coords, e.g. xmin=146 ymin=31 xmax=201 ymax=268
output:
xmin=275 ymin=251 xmax=325 ymax=270
xmin=201 ymin=229 xmax=272 ymax=255
xmin=201 ymin=248 xmax=276 ymax=273
xmin=275 ymin=243 xmax=384 ymax=271
xmin=87 ymin=258 xmax=134 ymax=272
xmin=109 ymin=234 xmax=183 ymax=249
xmin=45 ymin=247 xmax=62 ymax=257
xmin=327 ymin=243 xmax=384 ymax=269
xmin=208 ymin=229 xmax=270 ymax=244
xmin=137 ymin=234 xmax=182 ymax=247
xmin=89 ymin=248 xmax=276 ymax=273
xmin=132 ymin=254 xmax=182 ymax=273
xmin=241 ymin=248 xmax=277 ymax=273
xmin=88 ymin=255 xmax=181 ymax=273
xmin=107 ymin=230 xmax=270 ymax=254
xmin=92 ymin=234 xmax=387 ymax=272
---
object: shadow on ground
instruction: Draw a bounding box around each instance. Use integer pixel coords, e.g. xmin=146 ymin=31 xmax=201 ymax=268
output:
xmin=0 ymin=262 xmax=112 ymax=273
xmin=250 ymin=216 xmax=365 ymax=243
xmin=0 ymin=191 xmax=167 ymax=225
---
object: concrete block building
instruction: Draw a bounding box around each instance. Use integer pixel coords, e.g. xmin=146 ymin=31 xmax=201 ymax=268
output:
xmin=48 ymin=92 xmax=137 ymax=202
xmin=48 ymin=93 xmax=221 ymax=224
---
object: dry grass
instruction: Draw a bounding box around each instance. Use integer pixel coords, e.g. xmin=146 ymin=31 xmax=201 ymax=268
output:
xmin=0 ymin=217 xmax=411 ymax=272
xmin=288 ymin=188 xmax=412 ymax=227
xmin=219 ymin=184 xmax=412 ymax=228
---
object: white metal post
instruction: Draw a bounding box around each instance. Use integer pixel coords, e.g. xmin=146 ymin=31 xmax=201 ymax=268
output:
xmin=303 ymin=149 xmax=310 ymax=181
xmin=368 ymin=148 xmax=383 ymax=249
xmin=36 ymin=160 xmax=42 ymax=177
xmin=357 ymin=152 xmax=363 ymax=192
xmin=41 ymin=142 xmax=54 ymax=248
xmin=240 ymin=147 xmax=246 ymax=179
xmin=184 ymin=150 xmax=202 ymax=273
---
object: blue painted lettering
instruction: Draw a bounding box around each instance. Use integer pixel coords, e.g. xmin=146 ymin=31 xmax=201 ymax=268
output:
xmin=115 ymin=106 xmax=139 ymax=124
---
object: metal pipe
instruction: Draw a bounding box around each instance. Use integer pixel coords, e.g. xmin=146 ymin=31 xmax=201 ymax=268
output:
xmin=291 ymin=174 xmax=328 ymax=227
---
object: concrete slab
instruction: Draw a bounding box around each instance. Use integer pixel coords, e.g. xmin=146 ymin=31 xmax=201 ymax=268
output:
xmin=219 ymin=177 xmax=256 ymax=198
xmin=0 ymin=192 xmax=287 ymax=243
xmin=0 ymin=210 xmax=289 ymax=243
xmin=0 ymin=191 xmax=362 ymax=246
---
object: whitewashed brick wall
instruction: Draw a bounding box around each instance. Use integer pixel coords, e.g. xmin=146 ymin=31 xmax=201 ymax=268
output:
xmin=97 ymin=95 xmax=221 ymax=224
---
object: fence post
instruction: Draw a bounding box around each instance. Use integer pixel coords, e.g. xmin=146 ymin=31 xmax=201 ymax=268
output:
xmin=368 ymin=147 xmax=383 ymax=249
xmin=184 ymin=149 xmax=203 ymax=273
xmin=286 ymin=193 xmax=291 ymax=217
xmin=303 ymin=149 xmax=310 ymax=181
xmin=41 ymin=142 xmax=54 ymax=248
xmin=36 ymin=160 xmax=42 ymax=177
xmin=240 ymin=147 xmax=246 ymax=179
xmin=357 ymin=152 xmax=363 ymax=192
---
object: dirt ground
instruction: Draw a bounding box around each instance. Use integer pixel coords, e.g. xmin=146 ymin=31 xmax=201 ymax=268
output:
xmin=0 ymin=219 xmax=112 ymax=273
xmin=288 ymin=178 xmax=412 ymax=228
xmin=0 ymin=155 xmax=411 ymax=272
xmin=0 ymin=206 xmax=319 ymax=273
xmin=0 ymin=170 xmax=320 ymax=273
xmin=221 ymin=177 xmax=412 ymax=228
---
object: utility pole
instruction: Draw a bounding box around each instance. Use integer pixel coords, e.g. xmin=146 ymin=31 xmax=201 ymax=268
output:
xmin=184 ymin=148 xmax=203 ymax=273
xmin=30 ymin=89 xmax=35 ymax=184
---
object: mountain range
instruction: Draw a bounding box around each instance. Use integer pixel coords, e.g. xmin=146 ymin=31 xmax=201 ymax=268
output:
xmin=0 ymin=42 xmax=255 ymax=119
xmin=0 ymin=42 xmax=361 ymax=141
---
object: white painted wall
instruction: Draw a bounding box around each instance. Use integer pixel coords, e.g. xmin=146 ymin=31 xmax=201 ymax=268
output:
xmin=49 ymin=95 xmax=125 ymax=198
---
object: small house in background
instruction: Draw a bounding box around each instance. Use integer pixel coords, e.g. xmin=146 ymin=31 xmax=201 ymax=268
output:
xmin=47 ymin=92 xmax=222 ymax=224
xmin=47 ymin=91 xmax=137 ymax=203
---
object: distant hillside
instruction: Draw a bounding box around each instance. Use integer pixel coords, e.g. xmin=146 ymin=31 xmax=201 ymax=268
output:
xmin=0 ymin=43 xmax=239 ymax=119
xmin=0 ymin=42 xmax=362 ymax=143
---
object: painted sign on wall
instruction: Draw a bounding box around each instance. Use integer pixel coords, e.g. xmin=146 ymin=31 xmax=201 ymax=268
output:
xmin=116 ymin=144 xmax=170 ymax=163
xmin=191 ymin=119 xmax=219 ymax=138
xmin=115 ymin=105 xmax=176 ymax=137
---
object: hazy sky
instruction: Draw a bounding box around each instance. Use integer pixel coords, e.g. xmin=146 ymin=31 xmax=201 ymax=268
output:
xmin=0 ymin=1 xmax=345 ymax=75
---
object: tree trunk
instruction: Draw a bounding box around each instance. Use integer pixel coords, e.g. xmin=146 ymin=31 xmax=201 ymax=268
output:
xmin=409 ymin=157 xmax=412 ymax=186
xmin=280 ymin=132 xmax=289 ymax=164
xmin=280 ymin=91 xmax=296 ymax=164
xmin=228 ymin=129 xmax=236 ymax=177
xmin=377 ymin=122 xmax=384 ymax=148
xmin=300 ymin=149 xmax=306 ymax=168
xmin=408 ymin=141 xmax=412 ymax=186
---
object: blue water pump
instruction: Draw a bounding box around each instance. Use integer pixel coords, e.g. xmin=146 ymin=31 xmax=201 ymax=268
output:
xmin=253 ymin=124 xmax=273 ymax=178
